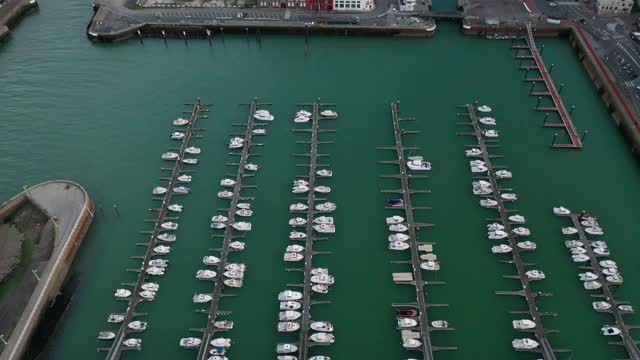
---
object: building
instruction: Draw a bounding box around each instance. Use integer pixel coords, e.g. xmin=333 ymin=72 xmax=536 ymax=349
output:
xmin=306 ymin=0 xmax=332 ymax=10
xmin=596 ymin=0 xmax=632 ymax=15
xmin=332 ymin=0 xmax=374 ymax=10
xmin=257 ymin=0 xmax=305 ymax=8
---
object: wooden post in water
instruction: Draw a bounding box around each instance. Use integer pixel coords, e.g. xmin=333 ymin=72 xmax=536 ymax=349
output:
xmin=570 ymin=106 xmax=575 ymax=115
xmin=536 ymin=96 xmax=542 ymax=108
xmin=543 ymin=112 xmax=549 ymax=125
xmin=523 ymin=68 xmax=529 ymax=80
xmin=206 ymin=29 xmax=212 ymax=46
xmin=529 ymin=81 xmax=536 ymax=93
xmin=304 ymin=24 xmax=309 ymax=56
xmin=220 ymin=27 xmax=225 ymax=43
xmin=183 ymin=31 xmax=188 ymax=46
xmin=551 ymin=133 xmax=558 ymax=146
xmin=113 ymin=204 xmax=120 ymax=217
xmin=137 ymin=30 xmax=143 ymax=44
xmin=162 ymin=30 xmax=167 ymax=46
xmin=540 ymin=44 xmax=545 ymax=55
xmin=581 ymin=130 xmax=588 ymax=142
xmin=559 ymin=83 xmax=564 ymax=94
xmin=549 ymin=63 xmax=555 ymax=74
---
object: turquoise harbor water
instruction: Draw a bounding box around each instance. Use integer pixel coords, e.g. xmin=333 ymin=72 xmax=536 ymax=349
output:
xmin=1 ymin=1 xmax=640 ymax=359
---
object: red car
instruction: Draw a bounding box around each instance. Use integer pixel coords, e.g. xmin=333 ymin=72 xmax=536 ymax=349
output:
xmin=396 ymin=309 xmax=417 ymax=318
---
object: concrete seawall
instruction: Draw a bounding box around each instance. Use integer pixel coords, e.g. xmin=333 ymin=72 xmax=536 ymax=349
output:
xmin=0 ymin=181 xmax=94 ymax=360
xmin=0 ymin=0 xmax=38 ymax=42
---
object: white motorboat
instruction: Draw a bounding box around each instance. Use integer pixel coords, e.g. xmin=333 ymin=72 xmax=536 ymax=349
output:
xmin=108 ymin=314 xmax=125 ymax=323
xmin=244 ymin=163 xmax=259 ymax=171
xmin=217 ymin=190 xmax=234 ymax=199
xmin=512 ymin=319 xmax=536 ymax=330
xmin=293 ymin=179 xmax=309 ymax=186
xmin=220 ymin=179 xmax=236 ymax=187
xmin=279 ymin=311 xmax=302 ymax=321
xmin=473 ymin=186 xmax=492 ymax=195
xmin=123 ymin=338 xmax=142 ymax=348
xmin=311 ymin=268 xmax=329 ymax=275
xmin=224 ymin=270 xmax=245 ymax=279
xmin=593 ymin=247 xmax=610 ymax=256
xmin=407 ymin=159 xmax=431 ymax=171
xmin=297 ymin=110 xmax=312 ymax=117
xmin=525 ymin=270 xmax=545 ymax=280
xmin=278 ymin=322 xmax=301 ymax=332
xmin=280 ymin=301 xmax=302 ymax=310
xmin=512 ymin=227 xmax=530 ymax=236
xmin=420 ymin=260 xmax=440 ymax=271
xmin=210 ymin=338 xmax=232 ymax=348
xmin=315 ymin=202 xmax=337 ymax=212
xmin=148 ymin=259 xmax=168 ymax=267
xmin=254 ymin=111 xmax=274 ymax=121
xmin=603 ymin=267 xmax=619 ymax=276
xmin=470 ymin=160 xmax=485 ymax=166
xmin=289 ymin=231 xmax=307 ymax=240
xmin=279 ymin=290 xmax=302 ymax=301
xmin=581 ymin=219 xmax=599 ymax=227
xmin=592 ymin=301 xmax=612 ymax=311
xmin=311 ymin=274 xmax=334 ymax=285
xmin=173 ymin=118 xmax=189 ymax=126
xmin=153 ymin=245 xmax=170 ymax=254
xmin=491 ymin=244 xmax=512 ymax=254
xmin=585 ymin=227 xmax=604 ymax=235
xmin=572 ymin=254 xmax=589 ymax=262
xmin=517 ymin=241 xmax=536 ymax=250
xmin=114 ymin=289 xmax=132 ymax=298
xmin=403 ymin=339 xmax=421 ymax=348
xmin=232 ymin=222 xmax=252 ymax=231
xmin=286 ymin=245 xmax=305 ymax=253
xmin=225 ymin=263 xmax=246 ymax=272
xmin=294 ymin=115 xmax=310 ymax=123
xmin=193 ymin=294 xmax=213 ymax=303
xmin=317 ymin=169 xmax=333 ymax=177
xmin=562 ymin=227 xmax=578 ymax=235
xmin=312 ymin=284 xmax=329 ymax=294
xmin=431 ymin=320 xmax=449 ymax=328
xmin=592 ymin=241 xmax=608 ymax=248
xmin=501 ymin=193 xmax=517 ymax=201
xmin=599 ymin=260 xmax=617 ymax=268
xmin=565 ymin=240 xmax=584 ymax=248
xmin=389 ymin=241 xmax=410 ymax=251
xmin=185 ymin=146 xmax=201 ymax=154
xmin=182 ymin=158 xmax=198 ymax=165
xmin=584 ymin=281 xmax=602 ymax=290
xmin=508 ymin=215 xmax=526 ymax=223
xmin=618 ymin=305 xmax=634 ymax=312
xmin=179 ymin=337 xmax=202 ymax=349
xmin=480 ymin=199 xmax=498 ymax=208
xmin=252 ymin=128 xmax=267 ymax=135
xmin=213 ymin=321 xmax=234 ymax=330
xmin=473 ymin=180 xmax=491 ymax=188
xmin=229 ymin=241 xmax=246 ymax=250
xmin=465 ymin=148 xmax=483 ymax=157
xmin=289 ymin=217 xmax=307 ymax=226
xmin=512 ymin=338 xmax=538 ymax=350
xmin=290 ymin=203 xmax=308 ymax=212
xmin=553 ymin=207 xmax=571 ymax=216
xmin=570 ymin=247 xmax=586 ymax=254
xmin=157 ymin=233 xmax=176 ymax=242
xmin=98 ymin=331 xmax=116 ymax=340
xmin=601 ymin=326 xmax=622 ymax=336
xmin=284 ymin=252 xmax=304 ymax=262
xmin=171 ymin=132 xmax=185 ymax=140
xmin=606 ymin=275 xmax=623 ymax=284
xmin=488 ymin=230 xmax=508 ymax=240
xmin=153 ymin=187 xmax=167 ymax=195
xmin=389 ymin=233 xmax=410 ymax=242
xmin=314 ymin=224 xmax=335 ymax=233
xmin=173 ymin=186 xmax=190 ymax=194
xmin=579 ymin=272 xmax=598 ymax=281
xmin=211 ymin=222 xmax=226 ymax=230
xmin=479 ymin=116 xmax=496 ymax=125
xmin=495 ymin=170 xmax=512 ymax=179
xmin=196 ymin=270 xmax=217 ymax=279
xmin=483 ymin=129 xmax=499 ymax=138
xmin=310 ymin=333 xmax=335 ymax=344
xmin=310 ymin=322 xmax=333 ymax=332
xmin=314 ymin=216 xmax=334 ymax=225
xmin=477 ymin=105 xmax=492 ymax=113
xmin=236 ymin=208 xmax=253 ymax=217
xmin=168 ymin=204 xmax=183 ymax=212
xmin=389 ymin=224 xmax=408 ymax=232
xmin=386 ymin=216 xmax=405 ymax=225
xmin=314 ymin=186 xmax=331 ymax=194
xmin=276 ymin=343 xmax=298 ymax=354
xmin=142 ymin=282 xmax=159 ymax=291
xmin=211 ymin=215 xmax=228 ymax=223
xmin=487 ymin=223 xmax=504 ymax=231
xmin=224 ymin=279 xmax=243 ymax=288
xmin=397 ymin=318 xmax=418 ymax=328
xmin=162 ymin=152 xmax=179 ymax=160
xmin=320 ymin=110 xmax=338 ymax=118
xmin=128 ymin=321 xmax=147 ymax=331
xmin=229 ymin=136 xmax=245 ymax=147
xmin=146 ymin=266 xmax=165 ymax=275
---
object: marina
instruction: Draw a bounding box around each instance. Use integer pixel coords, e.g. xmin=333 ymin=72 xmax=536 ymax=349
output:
xmin=456 ymin=102 xmax=569 ymax=359
xmin=100 ymin=99 xmax=208 ymax=359
xmin=377 ymin=101 xmax=455 ymax=359
xmin=554 ymin=209 xmax=640 ymax=360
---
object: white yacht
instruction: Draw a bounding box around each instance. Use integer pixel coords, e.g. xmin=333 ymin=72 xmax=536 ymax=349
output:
xmin=389 ymin=241 xmax=410 ymax=251
xmin=277 ymin=322 xmax=301 ymax=332
xmin=173 ymin=186 xmax=190 ymax=194
xmin=153 ymin=187 xmax=167 ymax=195
xmin=495 ymin=170 xmax=512 ymax=179
xmin=114 ymin=289 xmax=132 ymax=298
xmin=211 ymin=222 xmax=226 ymax=230
xmin=479 ymin=117 xmax=496 ymax=125
xmin=592 ymin=241 xmax=608 ymax=248
xmin=293 ymin=179 xmax=309 ymax=186
xmin=98 ymin=331 xmax=116 ymax=340
xmin=108 ymin=314 xmax=125 ymax=323
xmin=168 ymin=204 xmax=183 ymax=212
xmin=483 ymin=129 xmax=499 ymax=138
xmin=480 ymin=199 xmax=498 ymax=208
xmin=280 ymin=301 xmax=302 ymax=310
xmin=310 ymin=321 xmax=333 ymax=332
xmin=320 ymin=109 xmax=338 ymax=118
xmin=162 ymin=152 xmax=179 ymax=160
xmin=553 ymin=207 xmax=571 ymax=216
xmin=465 ymin=148 xmax=483 ymax=157
xmin=403 ymin=339 xmax=421 ymax=348
xmin=278 ymin=290 xmax=302 ymax=301
xmin=473 ymin=186 xmax=492 ymax=195
xmin=420 ymin=260 xmax=440 ymax=271
xmin=397 ymin=318 xmax=418 ymax=328
xmin=224 ymin=270 xmax=245 ymax=279
xmin=311 ymin=274 xmax=334 ymax=285
xmin=161 ymin=222 xmax=178 ymax=231
xmin=236 ymin=208 xmax=253 ymax=217
xmin=314 ymin=216 xmax=334 ymax=225
xmin=292 ymin=185 xmax=309 ymax=194
xmin=599 ymin=260 xmax=617 ymax=268
xmin=317 ymin=169 xmax=333 ymax=177
xmin=477 ymin=105 xmax=492 ymax=113
xmin=279 ymin=311 xmax=302 ymax=321
xmin=315 ymin=202 xmax=336 ymax=212
xmin=142 ymin=282 xmax=159 ymax=291
xmin=310 ymin=333 xmax=335 ymax=343
xmin=311 ymin=268 xmax=329 ymax=275
xmin=603 ymin=267 xmax=619 ymax=276
xmin=618 ymin=305 xmax=634 ymax=312
xmin=244 ymin=163 xmax=259 ymax=171
xmin=487 ymin=223 xmax=504 ymax=231
xmin=512 ymin=338 xmax=538 ymax=350
xmin=389 ymin=224 xmax=408 ymax=232
xmin=229 ymin=241 xmax=246 ymax=250
xmin=491 ymin=244 xmax=512 ymax=254
xmin=276 ymin=343 xmax=298 ymax=354
xmin=224 ymin=279 xmax=243 ymax=288
xmin=525 ymin=270 xmax=545 ymax=280
xmin=314 ymin=224 xmax=335 ymax=233
xmin=470 ymin=160 xmax=485 ymax=167
xmin=210 ymin=338 xmax=232 ymax=348
xmin=182 ymin=158 xmax=198 ymax=165
xmin=488 ymin=230 xmax=508 ymax=240
xmin=158 ymin=233 xmax=176 ymax=242
xmin=171 ymin=132 xmax=185 ymax=140
xmin=407 ymin=158 xmax=431 ymax=171
xmin=314 ymin=186 xmax=331 ymax=193
xmin=473 ymin=180 xmax=491 ymax=188
xmin=562 ymin=227 xmax=578 ymax=235
xmin=570 ymin=247 xmax=586 ymax=254
xmin=579 ymin=272 xmax=598 ymax=281
xmin=606 ymin=275 xmax=623 ymax=284
xmin=217 ymin=190 xmax=234 ymax=199
xmin=565 ymin=240 xmax=584 ymax=248
xmin=290 ymin=203 xmax=308 ymax=212
xmin=294 ymin=115 xmax=310 ymax=123
xmin=252 ymin=128 xmax=267 ymax=135
xmin=592 ymin=301 xmax=612 ymax=311
xmin=220 ymin=179 xmax=236 ymax=187
xmin=284 ymin=253 xmax=304 ymax=262
xmin=584 ymin=280 xmax=602 ymax=290
xmin=581 ymin=219 xmax=599 ymax=227
xmin=196 ymin=270 xmax=217 ymax=279
xmin=148 ymin=258 xmax=168 ymax=267
xmin=211 ymin=215 xmax=228 ymax=223
xmin=153 ymin=245 xmax=170 ymax=254
xmin=517 ymin=241 xmax=537 ymax=250
xmin=128 ymin=321 xmax=147 ymax=331
xmin=312 ymin=284 xmax=329 ymax=294
xmin=501 ymin=193 xmax=517 ymax=201
xmin=123 ymin=338 xmax=142 ymax=348
xmin=512 ymin=319 xmax=536 ymax=330
xmin=431 ymin=320 xmax=449 ymax=328
xmin=254 ymin=111 xmax=274 ymax=121
xmin=386 ymin=216 xmax=405 ymax=225
xmin=289 ymin=231 xmax=307 ymax=240
xmin=389 ymin=233 xmax=410 ymax=242
xmin=193 ymin=294 xmax=213 ymax=303
xmin=213 ymin=321 xmax=234 ymax=330
xmin=601 ymin=326 xmax=622 ymax=336
xmin=471 ymin=164 xmax=488 ymax=173
xmin=297 ymin=110 xmax=312 ymax=117
xmin=179 ymin=337 xmax=201 ymax=349
xmin=173 ymin=118 xmax=190 ymax=126
xmin=572 ymin=254 xmax=589 ymax=262
xmin=225 ymin=263 xmax=246 ymax=272
xmin=593 ymin=247 xmax=610 ymax=256
xmin=512 ymin=227 xmax=531 ymax=236
xmin=286 ymin=245 xmax=305 ymax=253
xmin=585 ymin=227 xmax=604 ymax=235
xmin=289 ymin=217 xmax=307 ymax=226
xmin=185 ymin=146 xmax=201 ymax=154
xmin=232 ymin=222 xmax=252 ymax=231
xmin=508 ymin=215 xmax=526 ymax=223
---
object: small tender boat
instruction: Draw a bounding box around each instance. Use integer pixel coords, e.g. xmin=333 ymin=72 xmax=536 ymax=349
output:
xmin=313 ymin=224 xmax=335 ymax=233
xmin=279 ymin=290 xmax=302 ymax=301
xmin=311 ymin=274 xmax=334 ymax=285
xmin=483 ymin=129 xmax=499 ymax=138
xmin=182 ymin=158 xmax=198 ymax=165
xmin=601 ymin=325 xmax=622 ymax=336
xmin=236 ymin=208 xmax=253 ymax=217
xmin=317 ymin=169 xmax=333 ymax=177
xmin=579 ymin=272 xmax=598 ymax=281
xmin=477 ymin=105 xmax=492 ymax=113
xmin=420 ymin=260 xmax=440 ymax=271
xmin=386 ymin=199 xmax=404 ymax=208
xmin=389 ymin=224 xmax=408 ymax=232
xmin=389 ymin=233 xmax=410 ymax=242
xmin=525 ymin=270 xmax=545 ymax=280
xmin=279 ymin=311 xmax=302 ymax=321
xmin=512 ymin=338 xmax=538 ymax=350
xmin=148 ymin=259 xmax=168 ymax=268
xmin=210 ymin=338 xmax=232 ymax=348
xmin=252 ymin=128 xmax=267 ymax=135
xmin=386 ymin=216 xmax=405 ymax=225
xmin=487 ymin=223 xmax=504 ymax=231
xmin=592 ymin=301 xmax=612 ymax=311
xmin=220 ymin=179 xmax=236 ymax=187
xmin=480 ymin=199 xmax=498 ymax=208
xmin=491 ymin=244 xmax=512 ymax=254
xmin=320 ymin=110 xmax=338 ymax=118
xmin=289 ymin=217 xmax=307 ymax=227
xmin=213 ymin=320 xmax=234 ymax=330
xmin=224 ymin=279 xmax=243 ymax=288
xmin=108 ymin=314 xmax=125 ymax=323
xmin=185 ymin=146 xmax=201 ymax=154
xmin=407 ymin=159 xmax=431 ymax=171
xmin=128 ymin=321 xmax=147 ymax=331
xmin=171 ymin=132 xmax=185 ymax=140
xmin=553 ymin=207 xmax=571 ymax=216
xmin=193 ymin=294 xmax=213 ymax=303
xmin=218 ymin=190 xmax=234 ymax=199
xmin=431 ymin=320 xmax=449 ymax=328
xmin=196 ymin=270 xmax=217 ymax=279
xmin=123 ymin=338 xmax=142 ymax=348
xmin=179 ymin=337 xmax=201 ymax=349
xmin=584 ymin=280 xmax=602 ymax=290
xmin=618 ymin=305 xmax=634 ymax=312
xmin=277 ymin=322 xmax=301 ymax=332
xmin=232 ymin=222 xmax=252 ymax=231
xmin=585 ymin=227 xmax=604 ymax=235
xmin=512 ymin=319 xmax=536 ymax=330
xmin=292 ymin=185 xmax=309 ymax=194
xmin=211 ymin=222 xmax=226 ymax=230
xmin=508 ymin=215 xmax=526 ymax=223
xmin=229 ymin=241 xmax=246 ymax=250
xmin=162 ymin=152 xmax=179 ymax=160
xmin=173 ymin=118 xmax=189 ymax=126
xmin=142 ymin=282 xmax=159 ymax=291
xmin=310 ymin=332 xmax=335 ymax=344
xmin=488 ymin=230 xmax=508 ymax=240
xmin=289 ymin=231 xmax=307 ymax=240
xmin=389 ymin=241 xmax=410 ymax=251
xmin=562 ymin=227 xmax=578 ymax=235
xmin=153 ymin=245 xmax=170 ymax=254
xmin=314 ymin=186 xmax=331 ymax=194
xmin=501 ymin=193 xmax=517 ymax=201
xmin=98 ymin=331 xmax=116 ymax=340
xmin=315 ymin=202 xmax=336 ymax=212
xmin=153 ymin=187 xmax=167 ymax=195
xmin=572 ymin=254 xmax=589 ymax=262
xmin=397 ymin=318 xmax=418 ymax=328
xmin=403 ymin=339 xmax=421 ymax=348
xmin=290 ymin=203 xmax=308 ymax=212
xmin=314 ymin=216 xmax=334 ymax=225
xmin=479 ymin=117 xmax=496 ymax=125
xmin=495 ymin=170 xmax=512 ymax=179
xmin=211 ymin=215 xmax=228 ymax=223
xmin=280 ymin=301 xmax=302 ymax=310
xmin=512 ymin=227 xmax=530 ymax=236
xmin=286 ymin=245 xmax=305 ymax=253
xmin=244 ymin=163 xmax=259 ymax=171
xmin=517 ymin=241 xmax=537 ymax=250
xmin=168 ymin=204 xmax=183 ymax=212
xmin=173 ymin=186 xmax=190 ymax=194
xmin=224 ymin=270 xmax=245 ymax=279
xmin=465 ymin=148 xmax=483 ymax=157
xmin=312 ymin=284 xmax=329 ymax=293
xmin=276 ymin=343 xmax=298 ymax=354
xmin=284 ymin=252 xmax=304 ymax=262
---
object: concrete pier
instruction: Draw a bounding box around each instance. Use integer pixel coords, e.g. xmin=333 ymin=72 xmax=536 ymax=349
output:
xmin=0 ymin=0 xmax=38 ymax=41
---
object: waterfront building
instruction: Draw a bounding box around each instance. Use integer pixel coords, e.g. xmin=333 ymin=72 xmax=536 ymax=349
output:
xmin=332 ymin=0 xmax=374 ymax=10
xmin=596 ymin=0 xmax=632 ymax=15
xmin=257 ymin=0 xmax=305 ymax=8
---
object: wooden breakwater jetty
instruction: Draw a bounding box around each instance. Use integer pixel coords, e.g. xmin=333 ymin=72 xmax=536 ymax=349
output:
xmin=99 ymin=99 xmax=207 ymax=359
xmin=0 ymin=0 xmax=38 ymax=41
xmin=189 ymin=98 xmax=270 ymax=359
xmin=456 ymin=103 xmax=570 ymax=359
xmin=377 ymin=101 xmax=455 ymax=358
xmin=555 ymin=209 xmax=640 ymax=360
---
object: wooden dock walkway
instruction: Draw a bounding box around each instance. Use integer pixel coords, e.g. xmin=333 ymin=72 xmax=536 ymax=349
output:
xmin=194 ymin=98 xmax=268 ymax=360
xmin=559 ymin=213 xmax=640 ymax=360
xmin=457 ymin=103 xmax=568 ymax=360
xmin=377 ymin=101 xmax=455 ymax=359
xmin=513 ymin=23 xmax=582 ymax=149
xmin=102 ymin=99 xmax=207 ymax=359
